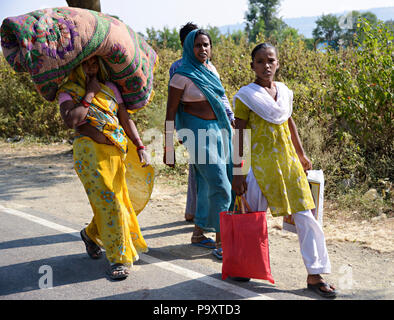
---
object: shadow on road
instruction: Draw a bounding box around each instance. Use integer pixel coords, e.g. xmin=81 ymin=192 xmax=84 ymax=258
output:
xmin=0 ymin=150 xmax=75 ymax=202
xmin=0 ymin=233 xmax=79 ymax=250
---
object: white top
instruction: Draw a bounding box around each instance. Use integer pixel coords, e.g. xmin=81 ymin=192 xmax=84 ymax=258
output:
xmin=169 ymin=64 xmax=220 ymax=102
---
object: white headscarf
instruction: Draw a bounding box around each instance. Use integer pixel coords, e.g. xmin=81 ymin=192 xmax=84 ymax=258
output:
xmin=233 ymin=82 xmax=293 ymax=124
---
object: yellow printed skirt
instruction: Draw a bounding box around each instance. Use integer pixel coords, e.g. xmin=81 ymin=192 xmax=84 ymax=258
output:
xmin=73 ymin=137 xmax=154 ymax=265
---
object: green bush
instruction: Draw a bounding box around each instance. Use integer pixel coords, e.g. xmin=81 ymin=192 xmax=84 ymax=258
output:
xmin=0 ymin=55 xmax=70 ymax=141
xmin=324 ymin=19 xmax=393 ymax=187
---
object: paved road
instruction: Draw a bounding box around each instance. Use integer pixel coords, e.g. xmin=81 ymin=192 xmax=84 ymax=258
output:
xmin=0 ymin=203 xmax=310 ymax=302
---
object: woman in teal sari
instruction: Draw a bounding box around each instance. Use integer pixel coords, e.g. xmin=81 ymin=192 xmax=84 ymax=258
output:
xmin=164 ymin=29 xmax=233 ymax=259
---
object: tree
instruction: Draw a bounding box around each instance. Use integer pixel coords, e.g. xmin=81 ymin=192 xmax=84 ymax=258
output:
xmin=205 ymin=26 xmax=221 ymax=47
xmin=270 ymin=21 xmax=301 ymax=44
xmin=245 ymin=0 xmax=282 ymax=42
xmin=229 ymin=29 xmax=247 ymax=44
xmin=65 ymin=0 xmax=101 ymax=12
xmin=312 ymin=14 xmax=342 ymax=49
xmin=145 ymin=27 xmax=181 ymax=50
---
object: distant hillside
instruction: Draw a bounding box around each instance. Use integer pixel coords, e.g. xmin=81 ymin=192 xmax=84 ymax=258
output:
xmin=219 ymin=6 xmax=394 ymax=38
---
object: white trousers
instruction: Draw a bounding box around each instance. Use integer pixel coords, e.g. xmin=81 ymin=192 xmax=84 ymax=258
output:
xmin=245 ymin=169 xmax=331 ymax=275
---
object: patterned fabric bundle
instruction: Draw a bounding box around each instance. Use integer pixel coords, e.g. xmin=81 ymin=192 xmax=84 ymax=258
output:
xmin=0 ymin=7 xmax=157 ymax=113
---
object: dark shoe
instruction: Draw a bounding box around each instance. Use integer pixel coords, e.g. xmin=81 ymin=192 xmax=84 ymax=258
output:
xmin=307 ymin=282 xmax=337 ymax=299
xmin=80 ymin=229 xmax=102 ymax=259
xmin=107 ymin=263 xmax=130 ymax=280
xmin=185 ymin=213 xmax=194 ymax=222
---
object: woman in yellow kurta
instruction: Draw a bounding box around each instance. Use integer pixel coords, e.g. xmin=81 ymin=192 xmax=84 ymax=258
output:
xmin=232 ymin=43 xmax=337 ymax=298
xmin=58 ymin=56 xmax=153 ymax=280
xmin=233 ymin=85 xmax=315 ymax=216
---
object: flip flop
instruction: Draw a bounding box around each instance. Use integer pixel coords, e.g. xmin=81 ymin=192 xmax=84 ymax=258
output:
xmin=191 ymin=237 xmax=216 ymax=249
xmin=212 ymin=248 xmax=223 ymax=260
xmin=107 ymin=263 xmax=130 ymax=280
xmin=307 ymin=282 xmax=337 ymax=299
xmin=80 ymin=229 xmax=102 ymax=259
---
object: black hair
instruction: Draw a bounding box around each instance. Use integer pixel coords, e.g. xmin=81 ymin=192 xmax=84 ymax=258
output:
xmin=179 ymin=22 xmax=198 ymax=45
xmin=195 ymin=29 xmax=213 ymax=47
xmin=251 ymin=43 xmax=278 ymax=60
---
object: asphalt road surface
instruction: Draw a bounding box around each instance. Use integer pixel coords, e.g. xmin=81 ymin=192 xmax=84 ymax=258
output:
xmin=0 ymin=203 xmax=302 ymax=301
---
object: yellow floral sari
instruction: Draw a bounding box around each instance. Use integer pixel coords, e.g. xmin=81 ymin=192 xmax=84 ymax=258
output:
xmin=59 ymin=65 xmax=154 ymax=265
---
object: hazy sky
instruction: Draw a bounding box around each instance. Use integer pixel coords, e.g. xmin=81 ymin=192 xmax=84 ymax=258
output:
xmin=0 ymin=0 xmax=392 ymax=33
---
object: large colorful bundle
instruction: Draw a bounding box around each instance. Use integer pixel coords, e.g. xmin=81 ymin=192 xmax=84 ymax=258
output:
xmin=0 ymin=7 xmax=158 ymax=113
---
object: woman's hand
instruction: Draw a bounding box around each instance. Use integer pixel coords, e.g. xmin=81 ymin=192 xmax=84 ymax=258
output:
xmin=137 ymin=149 xmax=151 ymax=168
xmin=163 ymin=147 xmax=176 ymax=168
xmin=298 ymin=153 xmax=312 ymax=172
xmin=232 ymin=174 xmax=247 ymax=196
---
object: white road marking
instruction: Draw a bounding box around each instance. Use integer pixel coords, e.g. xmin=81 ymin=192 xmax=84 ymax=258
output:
xmin=0 ymin=204 xmax=273 ymax=300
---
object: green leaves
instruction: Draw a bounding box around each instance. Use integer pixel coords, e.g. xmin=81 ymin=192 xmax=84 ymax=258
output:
xmin=326 ymin=19 xmax=393 ymax=157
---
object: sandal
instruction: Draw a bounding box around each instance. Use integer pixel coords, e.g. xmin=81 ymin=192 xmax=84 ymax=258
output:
xmin=107 ymin=263 xmax=130 ymax=280
xmin=212 ymin=247 xmax=223 ymax=260
xmin=80 ymin=229 xmax=102 ymax=260
xmin=191 ymin=235 xmax=216 ymax=249
xmin=307 ymin=282 xmax=337 ymax=299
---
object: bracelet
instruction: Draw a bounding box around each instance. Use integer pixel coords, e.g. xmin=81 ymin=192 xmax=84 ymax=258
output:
xmin=233 ymin=160 xmax=244 ymax=168
xmin=81 ymin=99 xmax=90 ymax=108
xmin=137 ymin=145 xmax=145 ymax=150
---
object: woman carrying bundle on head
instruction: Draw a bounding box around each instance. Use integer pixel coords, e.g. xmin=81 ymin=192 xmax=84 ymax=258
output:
xmin=58 ymin=55 xmax=152 ymax=280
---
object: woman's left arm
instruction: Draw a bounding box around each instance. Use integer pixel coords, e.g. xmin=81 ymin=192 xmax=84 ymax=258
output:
xmin=288 ymin=116 xmax=312 ymax=171
xmin=118 ymin=103 xmax=150 ymax=167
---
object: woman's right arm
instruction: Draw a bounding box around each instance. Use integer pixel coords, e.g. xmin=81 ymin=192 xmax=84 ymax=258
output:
xmin=164 ymin=85 xmax=184 ymax=167
xmin=59 ymin=75 xmax=99 ymax=130
xmin=59 ymin=100 xmax=112 ymax=145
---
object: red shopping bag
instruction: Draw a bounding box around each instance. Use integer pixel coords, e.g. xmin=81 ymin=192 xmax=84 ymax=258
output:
xmin=220 ymin=196 xmax=274 ymax=284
